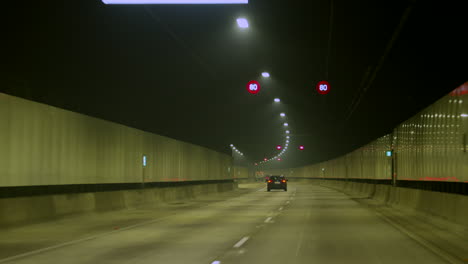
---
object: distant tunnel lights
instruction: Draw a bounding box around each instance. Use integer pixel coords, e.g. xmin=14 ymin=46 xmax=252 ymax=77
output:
xmin=274 ymin=98 xmax=281 ymax=103
xmin=103 ymin=0 xmax=248 ymax=4
xmin=237 ymin=18 xmax=249 ymax=28
xmin=280 ymin=113 xmax=286 ymax=117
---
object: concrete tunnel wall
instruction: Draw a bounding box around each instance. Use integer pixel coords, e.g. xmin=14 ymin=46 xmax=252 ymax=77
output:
xmin=0 ymin=92 xmax=235 ymax=186
xmin=0 ymin=93 xmax=250 ymax=226
xmin=264 ymin=82 xmax=468 ymax=182
xmin=264 ymin=83 xmax=468 ymax=226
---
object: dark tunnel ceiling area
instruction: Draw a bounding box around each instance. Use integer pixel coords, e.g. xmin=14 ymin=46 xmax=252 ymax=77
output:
xmin=2 ymin=0 xmax=467 ymax=169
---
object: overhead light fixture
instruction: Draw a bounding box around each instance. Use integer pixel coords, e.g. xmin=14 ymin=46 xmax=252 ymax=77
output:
xmin=261 ymin=72 xmax=270 ymax=78
xmin=103 ymin=0 xmax=248 ymax=4
xmin=236 ymin=18 xmax=249 ymax=28
xmin=280 ymin=113 xmax=286 ymax=117
xmin=274 ymin=98 xmax=281 ymax=103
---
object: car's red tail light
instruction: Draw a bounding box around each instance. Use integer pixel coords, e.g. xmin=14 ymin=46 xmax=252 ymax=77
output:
xmin=268 ymin=180 xmax=272 ymax=183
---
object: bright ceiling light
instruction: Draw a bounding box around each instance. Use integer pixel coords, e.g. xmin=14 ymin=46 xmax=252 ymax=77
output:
xmin=103 ymin=0 xmax=248 ymax=4
xmin=286 ymin=136 xmax=290 ymax=139
xmin=280 ymin=113 xmax=286 ymax=117
xmin=237 ymin=18 xmax=249 ymax=28
xmin=274 ymin=98 xmax=281 ymax=103
xmin=283 ymin=123 xmax=288 ymax=127
xmin=285 ymin=130 xmax=290 ymax=134
xmin=261 ymin=72 xmax=270 ymax=78
xmin=461 ymin=113 xmax=468 ymax=117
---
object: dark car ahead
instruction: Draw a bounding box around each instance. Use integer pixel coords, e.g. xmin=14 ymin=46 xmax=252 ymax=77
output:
xmin=267 ymin=175 xmax=287 ymax=192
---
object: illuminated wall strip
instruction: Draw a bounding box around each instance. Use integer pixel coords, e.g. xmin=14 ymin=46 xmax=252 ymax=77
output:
xmin=102 ymin=0 xmax=248 ymax=4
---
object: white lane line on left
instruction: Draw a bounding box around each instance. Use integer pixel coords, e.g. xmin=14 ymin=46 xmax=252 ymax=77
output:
xmin=233 ymin=236 xmax=250 ymax=248
xmin=295 ymin=230 xmax=305 ymax=256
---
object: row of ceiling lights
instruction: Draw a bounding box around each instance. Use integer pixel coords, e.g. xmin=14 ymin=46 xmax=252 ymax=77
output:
xmin=232 ymin=18 xmax=300 ymax=166
xmin=231 ymin=72 xmax=296 ymax=166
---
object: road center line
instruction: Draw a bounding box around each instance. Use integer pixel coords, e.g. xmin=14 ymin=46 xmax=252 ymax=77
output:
xmin=233 ymin=236 xmax=250 ymax=248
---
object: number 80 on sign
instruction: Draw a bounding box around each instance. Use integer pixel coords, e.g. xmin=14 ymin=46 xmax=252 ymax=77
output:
xmin=316 ymin=81 xmax=331 ymax=95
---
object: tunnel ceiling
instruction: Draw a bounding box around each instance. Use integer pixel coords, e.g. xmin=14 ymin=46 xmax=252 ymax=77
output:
xmin=2 ymin=0 xmax=467 ymax=169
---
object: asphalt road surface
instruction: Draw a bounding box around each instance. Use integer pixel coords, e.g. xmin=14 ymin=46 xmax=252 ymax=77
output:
xmin=1 ymin=183 xmax=452 ymax=264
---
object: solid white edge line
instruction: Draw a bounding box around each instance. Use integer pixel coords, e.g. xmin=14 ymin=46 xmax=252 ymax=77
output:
xmin=374 ymin=210 xmax=464 ymax=264
xmin=233 ymin=236 xmax=249 ymax=248
xmin=0 ymin=215 xmax=174 ymax=263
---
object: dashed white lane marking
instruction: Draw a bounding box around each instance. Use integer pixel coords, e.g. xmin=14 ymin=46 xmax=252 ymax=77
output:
xmin=233 ymin=236 xmax=250 ymax=248
xmin=211 ymin=261 xmax=221 ymax=264
xmin=295 ymin=230 xmax=305 ymax=256
xmin=264 ymin=217 xmax=272 ymax=223
xmin=279 ymin=207 xmax=283 ymax=211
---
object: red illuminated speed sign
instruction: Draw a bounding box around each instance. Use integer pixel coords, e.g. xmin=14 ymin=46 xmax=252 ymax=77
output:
xmin=316 ymin=81 xmax=330 ymax=95
xmin=246 ymin=80 xmax=261 ymax=94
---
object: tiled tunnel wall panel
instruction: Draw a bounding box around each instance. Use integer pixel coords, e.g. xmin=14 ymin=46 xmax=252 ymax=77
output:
xmin=0 ymin=93 xmax=235 ymax=187
xmin=265 ymin=82 xmax=468 ymax=183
